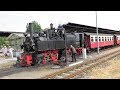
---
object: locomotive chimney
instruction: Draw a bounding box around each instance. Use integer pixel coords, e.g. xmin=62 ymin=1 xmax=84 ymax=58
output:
xmin=50 ymin=23 xmax=53 ymax=29
xmin=29 ymin=23 xmax=33 ymax=38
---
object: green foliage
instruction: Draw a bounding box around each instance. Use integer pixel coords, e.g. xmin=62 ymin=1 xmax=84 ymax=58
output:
xmin=26 ymin=21 xmax=43 ymax=33
xmin=0 ymin=37 xmax=9 ymax=47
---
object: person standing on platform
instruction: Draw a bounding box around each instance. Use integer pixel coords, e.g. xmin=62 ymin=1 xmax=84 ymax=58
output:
xmin=8 ymin=46 xmax=14 ymax=58
xmin=3 ymin=46 xmax=7 ymax=56
xmin=70 ymin=45 xmax=77 ymax=62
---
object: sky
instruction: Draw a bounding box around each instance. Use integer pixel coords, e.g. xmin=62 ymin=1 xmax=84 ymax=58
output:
xmin=0 ymin=11 xmax=120 ymax=32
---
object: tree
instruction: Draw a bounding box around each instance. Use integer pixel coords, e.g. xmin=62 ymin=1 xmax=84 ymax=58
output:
xmin=0 ymin=37 xmax=9 ymax=47
xmin=26 ymin=21 xmax=43 ymax=33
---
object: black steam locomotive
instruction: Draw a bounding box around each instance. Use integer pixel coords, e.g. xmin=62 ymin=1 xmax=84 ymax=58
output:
xmin=16 ymin=23 xmax=76 ymax=67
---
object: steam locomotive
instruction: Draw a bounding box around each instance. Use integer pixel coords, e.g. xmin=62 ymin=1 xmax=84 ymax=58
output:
xmin=16 ymin=22 xmax=120 ymax=67
xmin=16 ymin=23 xmax=77 ymax=67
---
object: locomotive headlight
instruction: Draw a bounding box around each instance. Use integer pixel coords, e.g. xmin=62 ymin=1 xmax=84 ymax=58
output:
xmin=55 ymin=29 xmax=57 ymax=32
xmin=27 ymin=34 xmax=30 ymax=37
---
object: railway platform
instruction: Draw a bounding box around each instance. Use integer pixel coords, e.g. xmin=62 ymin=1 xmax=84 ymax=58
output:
xmin=0 ymin=58 xmax=17 ymax=64
xmin=0 ymin=57 xmax=17 ymax=70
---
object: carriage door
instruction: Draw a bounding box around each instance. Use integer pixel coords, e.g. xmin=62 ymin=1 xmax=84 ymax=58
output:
xmin=114 ymin=35 xmax=117 ymax=45
xmin=79 ymin=33 xmax=84 ymax=47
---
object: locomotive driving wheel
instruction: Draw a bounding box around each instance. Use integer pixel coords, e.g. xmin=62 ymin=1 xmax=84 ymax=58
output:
xmin=51 ymin=51 xmax=58 ymax=64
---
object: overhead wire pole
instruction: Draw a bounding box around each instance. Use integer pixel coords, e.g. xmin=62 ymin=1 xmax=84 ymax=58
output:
xmin=96 ymin=11 xmax=99 ymax=54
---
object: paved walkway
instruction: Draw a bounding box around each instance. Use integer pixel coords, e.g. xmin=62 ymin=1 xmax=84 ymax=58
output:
xmin=0 ymin=57 xmax=17 ymax=64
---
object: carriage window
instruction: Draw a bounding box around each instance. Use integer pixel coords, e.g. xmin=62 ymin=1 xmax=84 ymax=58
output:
xmin=110 ymin=37 xmax=111 ymax=41
xmin=91 ymin=37 xmax=94 ymax=42
xmin=95 ymin=37 xmax=97 ymax=41
xmin=102 ymin=37 xmax=104 ymax=41
xmin=99 ymin=37 xmax=101 ymax=41
xmin=105 ymin=37 xmax=106 ymax=41
xmin=108 ymin=37 xmax=109 ymax=41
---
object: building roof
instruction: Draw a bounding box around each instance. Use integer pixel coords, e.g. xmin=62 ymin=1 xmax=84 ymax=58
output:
xmin=7 ymin=33 xmax=24 ymax=40
xmin=63 ymin=22 xmax=120 ymax=34
xmin=0 ymin=31 xmax=11 ymax=37
xmin=0 ymin=31 xmax=24 ymax=37
xmin=13 ymin=33 xmax=24 ymax=37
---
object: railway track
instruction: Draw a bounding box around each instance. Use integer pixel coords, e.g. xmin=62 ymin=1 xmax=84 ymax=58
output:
xmin=40 ymin=48 xmax=120 ymax=79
